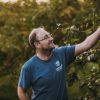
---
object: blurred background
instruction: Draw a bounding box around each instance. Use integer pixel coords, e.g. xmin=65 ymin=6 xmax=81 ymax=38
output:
xmin=0 ymin=0 xmax=100 ymax=100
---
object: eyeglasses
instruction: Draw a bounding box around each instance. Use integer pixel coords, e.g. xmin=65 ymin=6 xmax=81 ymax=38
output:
xmin=36 ymin=34 xmax=53 ymax=42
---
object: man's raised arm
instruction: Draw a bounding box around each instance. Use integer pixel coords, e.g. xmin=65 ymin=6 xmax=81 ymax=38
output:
xmin=75 ymin=27 xmax=100 ymax=56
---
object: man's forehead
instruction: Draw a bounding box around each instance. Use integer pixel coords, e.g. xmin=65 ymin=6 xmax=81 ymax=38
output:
xmin=36 ymin=29 xmax=50 ymax=36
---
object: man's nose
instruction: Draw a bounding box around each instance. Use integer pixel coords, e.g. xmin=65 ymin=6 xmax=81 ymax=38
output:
xmin=49 ymin=36 xmax=53 ymax=40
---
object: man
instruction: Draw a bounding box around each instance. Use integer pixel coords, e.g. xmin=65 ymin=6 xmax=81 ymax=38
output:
xmin=17 ymin=27 xmax=100 ymax=100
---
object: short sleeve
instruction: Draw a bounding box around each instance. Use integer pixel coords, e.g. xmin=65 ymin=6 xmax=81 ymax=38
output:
xmin=55 ymin=45 xmax=76 ymax=66
xmin=64 ymin=45 xmax=76 ymax=65
xmin=18 ymin=64 xmax=31 ymax=89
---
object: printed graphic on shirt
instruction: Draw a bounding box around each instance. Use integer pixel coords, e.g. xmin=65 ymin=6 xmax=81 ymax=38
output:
xmin=55 ymin=60 xmax=62 ymax=71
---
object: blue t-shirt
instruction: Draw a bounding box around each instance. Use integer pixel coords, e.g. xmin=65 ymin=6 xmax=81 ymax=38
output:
xmin=18 ymin=45 xmax=75 ymax=100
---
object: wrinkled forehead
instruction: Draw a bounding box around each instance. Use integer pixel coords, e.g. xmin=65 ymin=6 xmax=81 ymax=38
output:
xmin=36 ymin=28 xmax=50 ymax=38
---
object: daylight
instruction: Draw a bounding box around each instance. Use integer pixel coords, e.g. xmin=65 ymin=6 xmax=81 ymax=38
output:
xmin=0 ymin=0 xmax=17 ymax=3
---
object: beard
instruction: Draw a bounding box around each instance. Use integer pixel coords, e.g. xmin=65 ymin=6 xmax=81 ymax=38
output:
xmin=42 ymin=47 xmax=55 ymax=52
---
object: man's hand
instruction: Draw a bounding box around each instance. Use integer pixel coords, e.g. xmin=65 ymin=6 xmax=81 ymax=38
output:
xmin=96 ymin=27 xmax=100 ymax=38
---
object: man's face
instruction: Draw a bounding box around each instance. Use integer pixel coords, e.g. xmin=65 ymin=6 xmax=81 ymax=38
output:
xmin=35 ymin=29 xmax=55 ymax=51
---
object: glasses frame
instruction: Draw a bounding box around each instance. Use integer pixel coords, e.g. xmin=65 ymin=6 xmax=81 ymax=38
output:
xmin=36 ymin=34 xmax=53 ymax=42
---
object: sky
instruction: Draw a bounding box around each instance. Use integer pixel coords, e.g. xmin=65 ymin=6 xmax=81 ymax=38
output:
xmin=0 ymin=0 xmax=17 ymax=3
xmin=36 ymin=0 xmax=49 ymax=4
xmin=0 ymin=0 xmax=49 ymax=4
xmin=0 ymin=0 xmax=84 ymax=4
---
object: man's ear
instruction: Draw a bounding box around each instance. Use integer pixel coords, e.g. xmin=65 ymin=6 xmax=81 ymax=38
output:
xmin=34 ymin=42 xmax=40 ymax=48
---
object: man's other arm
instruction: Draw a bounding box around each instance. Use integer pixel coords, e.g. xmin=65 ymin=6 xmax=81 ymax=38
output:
xmin=75 ymin=27 xmax=100 ymax=56
xmin=17 ymin=86 xmax=29 ymax=100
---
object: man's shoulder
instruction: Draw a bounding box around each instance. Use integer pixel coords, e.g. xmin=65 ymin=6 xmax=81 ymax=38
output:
xmin=53 ymin=45 xmax=70 ymax=52
xmin=53 ymin=45 xmax=75 ymax=55
xmin=22 ymin=55 xmax=37 ymax=70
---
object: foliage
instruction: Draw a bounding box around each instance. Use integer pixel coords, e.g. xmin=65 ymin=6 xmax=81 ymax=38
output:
xmin=0 ymin=0 xmax=100 ymax=100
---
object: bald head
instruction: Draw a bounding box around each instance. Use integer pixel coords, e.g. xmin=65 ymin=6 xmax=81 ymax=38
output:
xmin=29 ymin=27 xmax=44 ymax=48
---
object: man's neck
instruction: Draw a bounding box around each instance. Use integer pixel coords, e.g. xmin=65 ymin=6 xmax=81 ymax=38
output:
xmin=36 ymin=51 xmax=52 ymax=61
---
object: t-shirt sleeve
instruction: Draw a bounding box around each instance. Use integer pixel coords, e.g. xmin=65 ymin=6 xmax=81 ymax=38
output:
xmin=64 ymin=45 xmax=76 ymax=65
xmin=56 ymin=45 xmax=76 ymax=66
xmin=18 ymin=64 xmax=31 ymax=89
